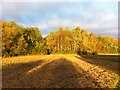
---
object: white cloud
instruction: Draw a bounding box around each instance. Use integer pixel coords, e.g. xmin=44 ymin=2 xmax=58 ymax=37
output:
xmin=0 ymin=2 xmax=2 ymax=20
xmin=36 ymin=10 xmax=118 ymax=38
xmin=1 ymin=2 xmax=118 ymax=38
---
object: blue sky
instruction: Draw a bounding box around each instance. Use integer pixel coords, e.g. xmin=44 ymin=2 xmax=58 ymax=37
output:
xmin=1 ymin=1 xmax=118 ymax=38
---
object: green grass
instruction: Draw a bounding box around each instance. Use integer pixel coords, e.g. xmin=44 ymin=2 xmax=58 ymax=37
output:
xmin=2 ymin=54 xmax=120 ymax=88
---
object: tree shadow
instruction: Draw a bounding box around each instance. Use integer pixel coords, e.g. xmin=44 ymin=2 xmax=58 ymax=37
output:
xmin=82 ymin=55 xmax=119 ymax=62
xmin=75 ymin=55 xmax=119 ymax=74
xmin=2 ymin=59 xmax=46 ymax=88
xmin=17 ymin=58 xmax=102 ymax=88
xmin=3 ymin=57 xmax=103 ymax=88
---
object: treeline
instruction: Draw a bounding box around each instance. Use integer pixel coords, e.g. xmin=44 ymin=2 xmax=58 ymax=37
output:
xmin=1 ymin=20 xmax=118 ymax=57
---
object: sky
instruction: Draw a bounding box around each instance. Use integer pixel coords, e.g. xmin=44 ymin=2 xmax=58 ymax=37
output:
xmin=1 ymin=0 xmax=119 ymax=38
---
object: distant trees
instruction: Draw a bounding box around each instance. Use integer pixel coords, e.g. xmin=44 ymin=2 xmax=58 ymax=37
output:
xmin=1 ymin=20 xmax=119 ymax=57
xmin=46 ymin=26 xmax=118 ymax=55
xmin=96 ymin=36 xmax=118 ymax=53
xmin=1 ymin=20 xmax=44 ymax=57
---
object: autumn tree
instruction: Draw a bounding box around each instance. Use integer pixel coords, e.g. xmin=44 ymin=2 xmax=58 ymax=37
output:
xmin=1 ymin=20 xmax=118 ymax=57
xmin=2 ymin=20 xmax=43 ymax=57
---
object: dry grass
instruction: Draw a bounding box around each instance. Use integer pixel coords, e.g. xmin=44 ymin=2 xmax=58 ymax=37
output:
xmin=2 ymin=54 xmax=120 ymax=88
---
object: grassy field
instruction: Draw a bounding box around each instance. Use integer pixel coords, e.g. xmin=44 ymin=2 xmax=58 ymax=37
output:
xmin=2 ymin=54 xmax=120 ymax=88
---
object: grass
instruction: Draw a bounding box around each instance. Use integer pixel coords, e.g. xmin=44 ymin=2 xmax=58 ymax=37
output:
xmin=2 ymin=54 xmax=120 ymax=88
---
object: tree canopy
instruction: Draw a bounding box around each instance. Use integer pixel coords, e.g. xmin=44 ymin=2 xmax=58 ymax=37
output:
xmin=1 ymin=20 xmax=118 ymax=57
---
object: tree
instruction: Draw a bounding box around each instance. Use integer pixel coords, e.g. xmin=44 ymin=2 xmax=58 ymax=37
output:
xmin=14 ymin=36 xmax=28 ymax=55
xmin=2 ymin=20 xmax=43 ymax=57
xmin=1 ymin=20 xmax=118 ymax=57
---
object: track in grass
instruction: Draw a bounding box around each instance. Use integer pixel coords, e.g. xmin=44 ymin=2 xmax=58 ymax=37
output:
xmin=2 ymin=54 xmax=120 ymax=88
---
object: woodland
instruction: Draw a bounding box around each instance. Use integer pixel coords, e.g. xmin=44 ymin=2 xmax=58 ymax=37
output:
xmin=1 ymin=20 xmax=119 ymax=57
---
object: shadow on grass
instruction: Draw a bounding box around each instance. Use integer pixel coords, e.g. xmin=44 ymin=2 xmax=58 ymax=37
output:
xmin=2 ymin=59 xmax=45 ymax=88
xmin=82 ymin=55 xmax=119 ymax=62
xmin=2 ymin=57 xmax=101 ymax=88
xmin=75 ymin=55 xmax=119 ymax=74
xmin=78 ymin=55 xmax=120 ymax=88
